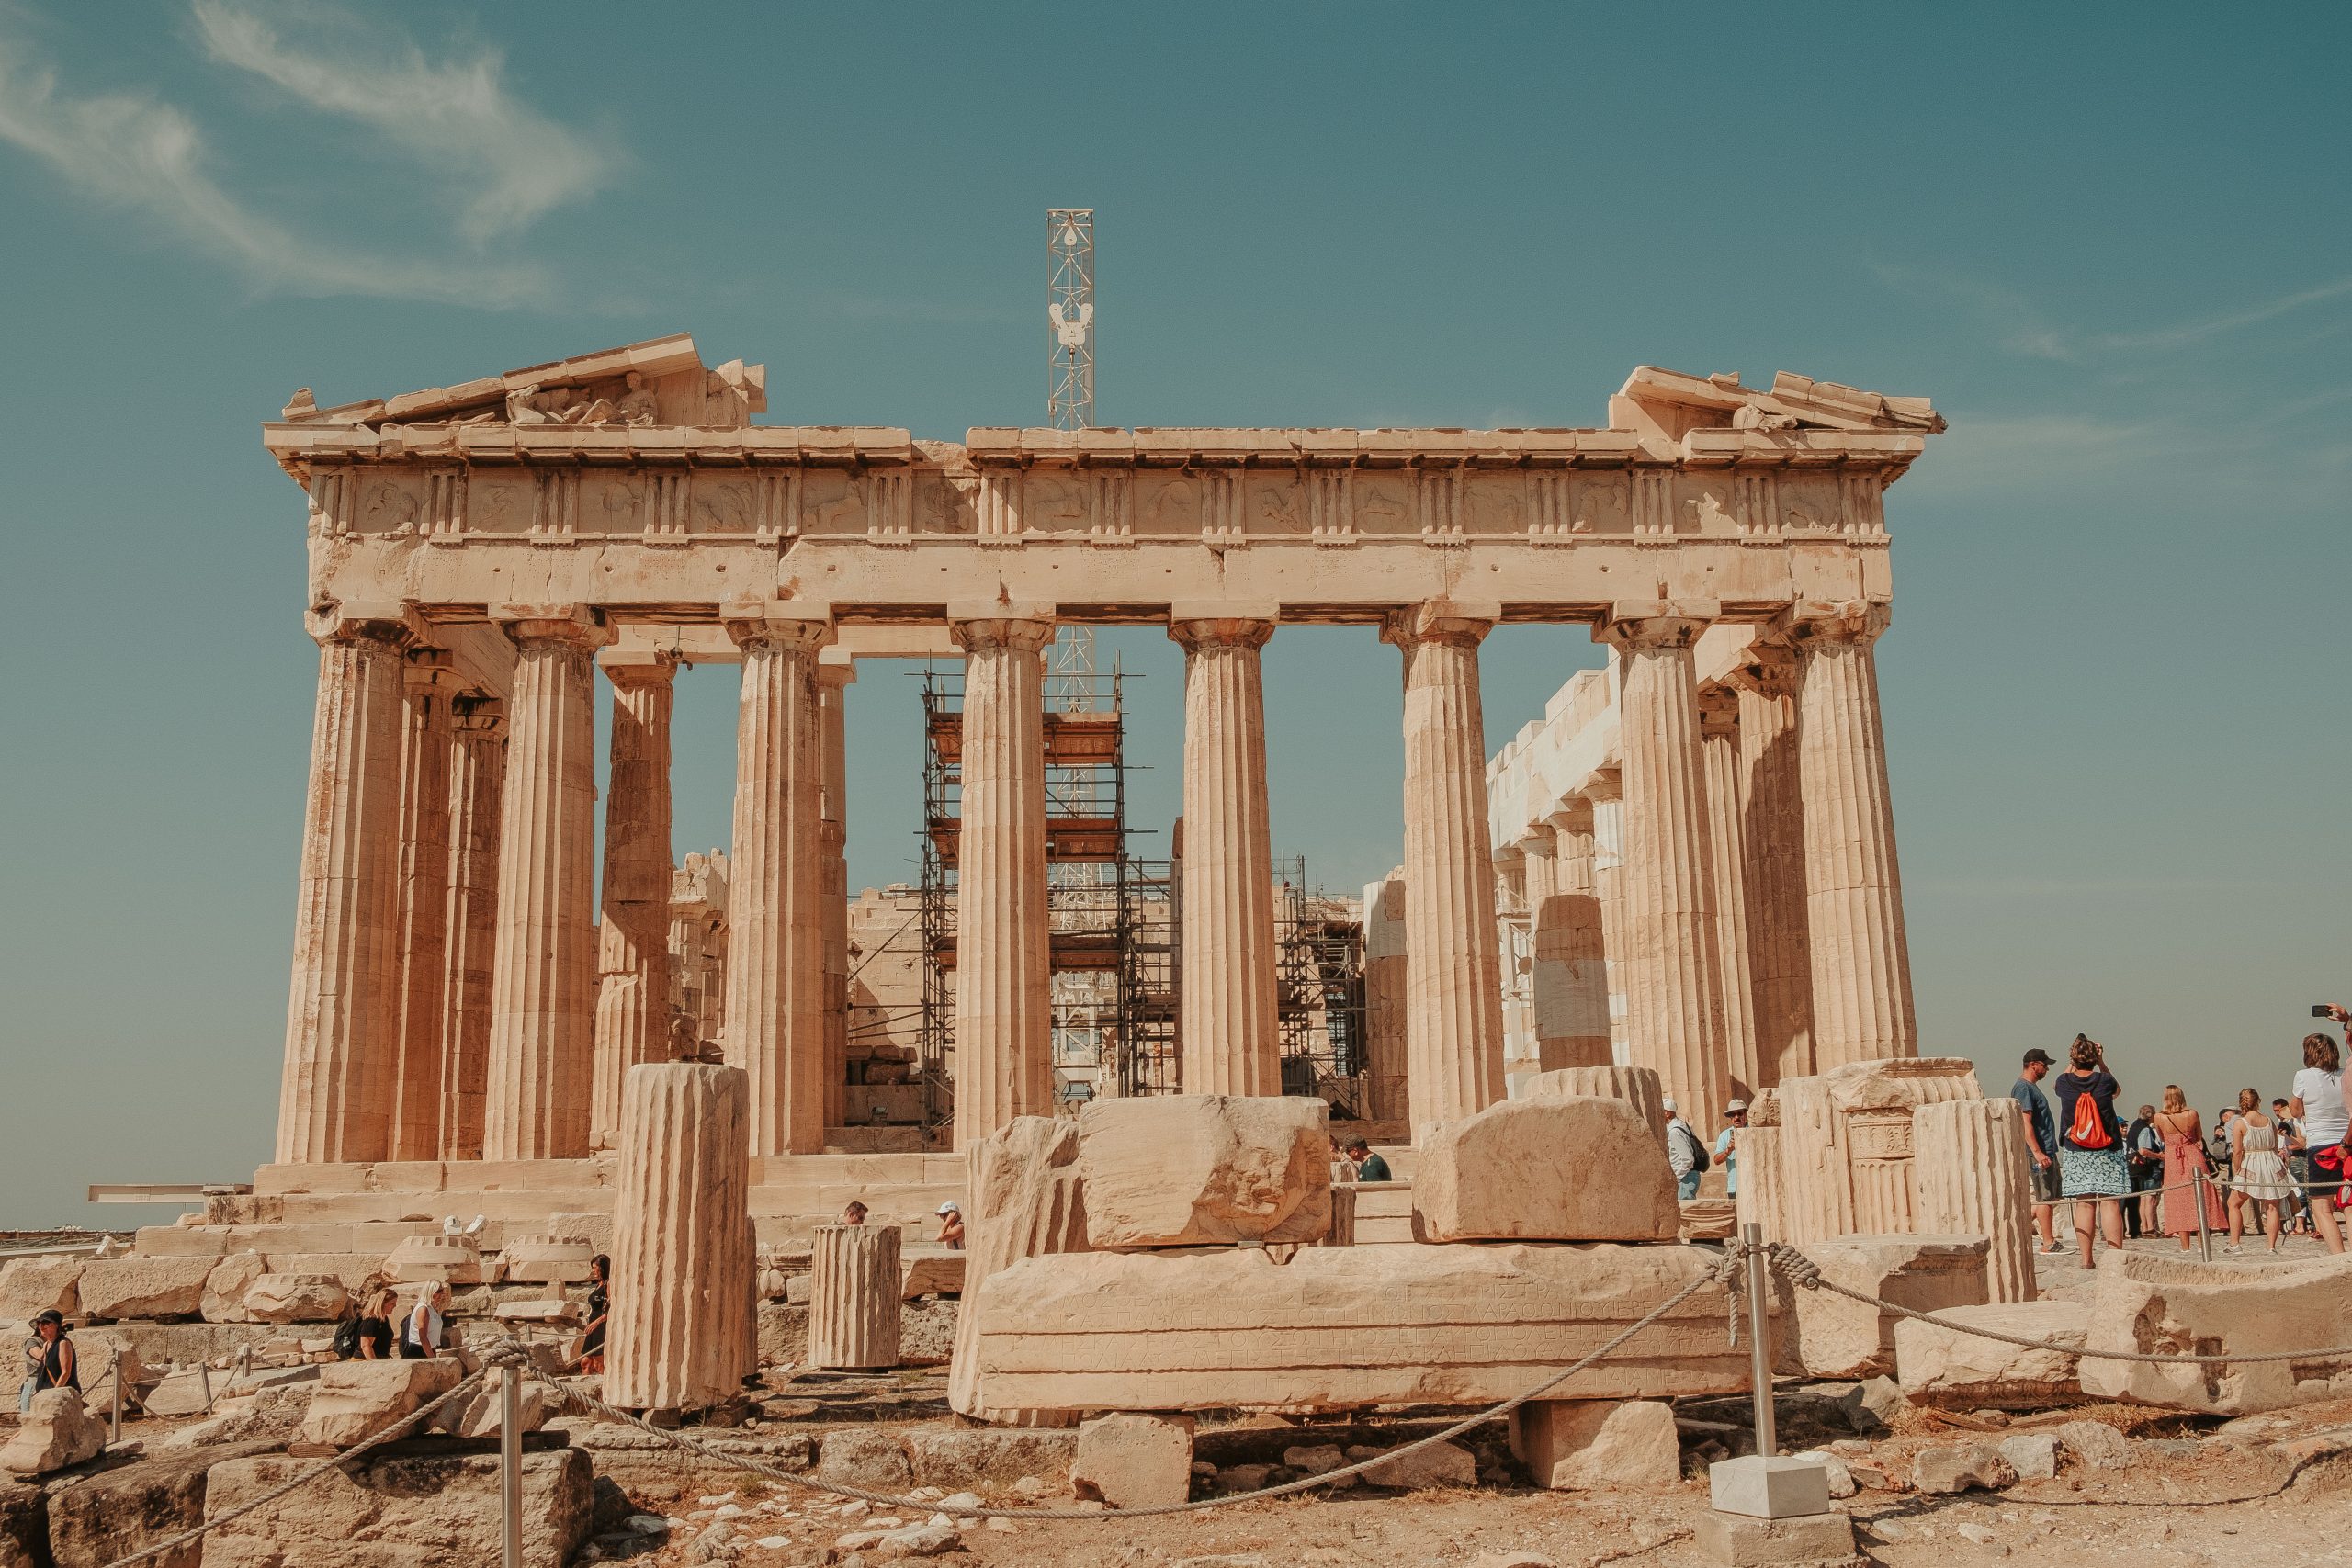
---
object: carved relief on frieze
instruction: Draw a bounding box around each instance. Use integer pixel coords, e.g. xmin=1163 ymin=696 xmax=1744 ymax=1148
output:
xmin=800 ymin=472 xmax=863 ymax=536
xmin=360 ymin=478 xmax=420 ymax=536
xmin=307 ymin=468 xmax=355 ymax=537
xmin=1464 ymin=473 xmax=1524 ymax=536
xmin=1780 ymin=475 xmax=1843 ymax=537
xmin=920 ymin=473 xmax=972 ymax=536
xmin=1306 ymin=470 xmax=1355 ymax=547
xmin=1200 ymin=470 xmax=1245 ymax=544
xmin=470 ymin=475 xmax=527 ymax=536
xmin=1685 ymin=488 xmax=1738 ymax=537
xmin=531 ymin=470 xmax=582 ymax=546
xmin=866 ymin=470 xmax=914 ymax=546
xmin=1135 ymin=473 xmax=1196 ymax=537
xmin=424 ymin=469 xmax=467 ymax=546
xmin=1351 ymin=473 xmax=1411 ymax=536
xmin=1023 ymin=471 xmax=1091 ymax=535
xmin=1573 ymin=471 xmax=1634 ymax=536
xmin=1252 ymin=476 xmax=1303 ymax=537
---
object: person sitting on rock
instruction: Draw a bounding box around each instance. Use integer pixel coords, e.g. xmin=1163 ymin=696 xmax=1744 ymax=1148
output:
xmin=18 ymin=1310 xmax=76 ymax=1414
xmin=336 ymin=1288 xmax=396 ymax=1360
xmin=934 ymin=1201 xmax=965 ymax=1250
xmin=1341 ymin=1137 xmax=1392 ymax=1183
xmin=578 ymin=1255 xmax=610 ymax=1375
xmin=399 ymin=1282 xmax=451 ymax=1359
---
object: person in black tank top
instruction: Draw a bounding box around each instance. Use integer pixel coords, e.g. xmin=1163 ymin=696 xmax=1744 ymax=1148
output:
xmin=18 ymin=1310 xmax=77 ymax=1413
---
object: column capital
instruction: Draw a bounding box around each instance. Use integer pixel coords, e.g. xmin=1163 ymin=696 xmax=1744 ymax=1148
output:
xmin=722 ymin=603 xmax=835 ymax=654
xmin=1514 ymin=830 xmax=1556 ymax=860
xmin=402 ymin=646 xmax=459 ymax=696
xmin=451 ymin=694 xmax=507 ymax=737
xmin=1380 ymin=597 xmax=1498 ymax=649
xmin=492 ymin=602 xmax=617 ymax=649
xmin=596 ymin=646 xmax=682 ymax=686
xmin=1694 ymin=684 xmax=1740 ymax=741
xmin=305 ymin=599 xmax=417 ymax=649
xmin=1577 ymin=766 xmax=1623 ymax=805
xmin=813 ymin=660 xmax=857 ymax=691
xmin=1776 ymin=598 xmax=1892 ymax=648
xmin=947 ymin=604 xmax=1056 ymax=654
xmin=1593 ymin=598 xmax=1719 ymax=651
xmin=1724 ymin=638 xmax=1801 ymax=701
xmin=1545 ymin=796 xmax=1595 ymax=835
xmin=1169 ymin=615 xmax=1276 ymax=652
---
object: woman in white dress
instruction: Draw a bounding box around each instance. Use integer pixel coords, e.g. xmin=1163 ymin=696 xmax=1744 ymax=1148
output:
xmin=2227 ymin=1088 xmax=2293 ymax=1253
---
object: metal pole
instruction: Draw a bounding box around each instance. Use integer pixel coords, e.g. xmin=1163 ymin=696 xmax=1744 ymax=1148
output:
xmin=197 ymin=1359 xmax=213 ymax=1416
xmin=2193 ymin=1169 xmax=2213 ymax=1263
xmin=108 ymin=1359 xmax=122 ymax=1445
xmin=500 ymin=1365 xmax=523 ymax=1568
xmin=1742 ymin=1222 xmax=1776 ymax=1459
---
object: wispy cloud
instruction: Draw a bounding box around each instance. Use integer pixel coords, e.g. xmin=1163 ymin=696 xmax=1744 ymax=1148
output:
xmin=0 ymin=37 xmax=544 ymax=304
xmin=1871 ymin=259 xmax=2352 ymax=364
xmin=2092 ymin=274 xmax=2352 ymax=354
xmin=188 ymin=0 xmax=611 ymax=243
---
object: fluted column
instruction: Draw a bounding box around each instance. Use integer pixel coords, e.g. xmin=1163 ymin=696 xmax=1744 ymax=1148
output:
xmin=1915 ymin=1099 xmax=2039 ymax=1303
xmin=724 ymin=608 xmax=833 ymax=1156
xmin=608 ymin=1062 xmax=753 ymax=1413
xmin=817 ymin=660 xmax=854 ymax=1133
xmin=1782 ymin=601 xmax=1917 ymax=1066
xmin=1697 ymin=686 xmax=1762 ymax=1100
xmin=1382 ymin=601 xmax=1506 ymax=1141
xmin=809 ymin=1224 xmax=902 ymax=1371
xmin=950 ymin=611 xmax=1056 ymax=1148
xmin=1538 ymin=800 xmax=1612 ymax=1070
xmin=1595 ymin=604 xmax=1729 ymax=1137
xmin=591 ymin=650 xmax=679 ymax=1151
xmin=481 ymin=604 xmax=613 ymax=1162
xmin=1589 ymin=774 xmax=1629 ymax=1062
xmin=1170 ymin=614 xmax=1280 ymax=1096
xmin=388 ymin=649 xmax=458 ymax=1161
xmin=437 ymin=697 xmax=504 ymax=1159
xmin=1732 ymin=643 xmax=1813 ymax=1084
xmin=277 ymin=605 xmax=411 ymax=1165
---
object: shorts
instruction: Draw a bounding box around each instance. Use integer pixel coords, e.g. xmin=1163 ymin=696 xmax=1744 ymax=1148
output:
xmin=2029 ymin=1159 xmax=2062 ymax=1205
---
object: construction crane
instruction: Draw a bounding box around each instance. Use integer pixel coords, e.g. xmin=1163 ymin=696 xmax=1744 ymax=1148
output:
xmin=1046 ymin=209 xmax=1099 ymax=709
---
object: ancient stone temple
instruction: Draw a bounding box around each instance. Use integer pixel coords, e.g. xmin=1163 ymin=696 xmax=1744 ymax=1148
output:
xmin=261 ymin=337 xmax=1940 ymax=1199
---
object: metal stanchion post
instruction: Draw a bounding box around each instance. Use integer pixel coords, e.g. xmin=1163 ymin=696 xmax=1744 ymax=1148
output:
xmin=1742 ymin=1223 xmax=1776 ymax=1459
xmin=108 ymin=1360 xmax=122 ymax=1445
xmin=197 ymin=1359 xmax=213 ymax=1416
xmin=2193 ymin=1170 xmax=2213 ymax=1262
xmin=500 ymin=1365 xmax=523 ymax=1568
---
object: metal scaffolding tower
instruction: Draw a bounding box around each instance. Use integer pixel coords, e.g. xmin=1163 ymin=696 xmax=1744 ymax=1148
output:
xmin=1273 ymin=854 xmax=1370 ymax=1115
xmin=1047 ymin=209 xmax=1094 ymax=432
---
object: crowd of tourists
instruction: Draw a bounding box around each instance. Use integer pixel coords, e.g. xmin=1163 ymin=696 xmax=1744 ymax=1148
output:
xmin=2010 ymin=1009 xmax=2351 ymax=1265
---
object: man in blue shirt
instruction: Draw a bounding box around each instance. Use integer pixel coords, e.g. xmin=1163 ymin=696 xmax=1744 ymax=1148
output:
xmin=2010 ymin=1048 xmax=2064 ymax=1254
xmin=1713 ymin=1100 xmax=1747 ymax=1199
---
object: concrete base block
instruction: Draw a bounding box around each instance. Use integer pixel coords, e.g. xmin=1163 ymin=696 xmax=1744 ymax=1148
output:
xmin=1694 ymin=1507 xmax=1860 ymax=1566
xmin=1709 ymin=1454 xmax=1833 ymax=1520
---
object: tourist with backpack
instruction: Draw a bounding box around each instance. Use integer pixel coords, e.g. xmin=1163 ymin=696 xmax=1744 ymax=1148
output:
xmin=2052 ymin=1034 xmax=2127 ymax=1268
xmin=334 ymin=1288 xmax=397 ymax=1360
xmin=1662 ymin=1098 xmax=1709 ymax=1201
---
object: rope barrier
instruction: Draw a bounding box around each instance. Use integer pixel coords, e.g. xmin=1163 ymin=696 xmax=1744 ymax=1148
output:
xmin=98 ymin=1343 xmax=532 ymax=1568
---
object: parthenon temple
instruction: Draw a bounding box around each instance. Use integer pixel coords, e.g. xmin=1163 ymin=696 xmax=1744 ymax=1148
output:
xmin=260 ymin=333 xmax=1941 ymax=1221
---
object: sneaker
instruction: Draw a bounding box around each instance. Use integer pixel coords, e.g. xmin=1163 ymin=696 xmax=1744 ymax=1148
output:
xmin=2040 ymin=1240 xmax=2068 ymax=1254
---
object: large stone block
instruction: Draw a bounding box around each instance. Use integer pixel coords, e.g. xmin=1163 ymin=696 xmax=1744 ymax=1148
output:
xmin=382 ymin=1235 xmax=483 ymax=1285
xmin=2079 ymin=1250 xmax=2352 ymax=1414
xmin=1526 ymin=1065 xmax=1668 ymax=1150
xmin=1894 ymin=1300 xmax=2086 ymax=1409
xmin=1509 ymin=1398 xmax=1679 ymax=1489
xmin=0 ymin=1479 xmax=42 ymax=1568
xmin=199 ymin=1253 xmax=271 ymax=1323
xmin=241 ymin=1274 xmax=351 ymax=1324
xmin=76 ymin=1258 xmax=215 ymax=1321
xmin=1413 ymin=1097 xmax=1677 ymax=1243
xmin=199 ymin=1448 xmax=590 ymax=1568
xmin=0 ymin=1391 xmax=105 ymax=1476
xmin=1776 ymin=1057 xmax=1984 ymax=1246
xmin=1781 ymin=1235 xmax=1990 ymax=1380
xmin=906 ymin=1426 xmax=1079 ymax=1490
xmin=1913 ymin=1098 xmax=2039 ymax=1303
xmin=45 ymin=1442 xmax=279 ymax=1568
xmin=0 ymin=1257 xmax=82 ymax=1325
xmin=1070 ymin=1413 xmax=1194 ymax=1508
xmin=973 ymin=1240 xmax=1743 ymax=1413
xmin=500 ymin=1235 xmax=596 ymax=1285
xmin=297 ymin=1358 xmax=463 ymax=1449
xmin=1077 ymin=1094 xmax=1331 ymax=1247
xmin=948 ymin=1115 xmax=1090 ymax=1421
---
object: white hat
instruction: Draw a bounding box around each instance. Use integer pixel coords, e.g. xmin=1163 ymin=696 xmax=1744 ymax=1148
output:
xmin=1660 ymin=1097 xmax=1679 ymax=1113
xmin=936 ymin=1201 xmax=960 ymax=1214
xmin=1725 ymin=1099 xmax=1748 ymax=1114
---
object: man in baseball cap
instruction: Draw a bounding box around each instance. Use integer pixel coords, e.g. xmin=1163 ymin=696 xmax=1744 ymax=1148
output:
xmin=934 ymin=1201 xmax=964 ymax=1250
xmin=2012 ymin=1048 xmax=2064 ymax=1252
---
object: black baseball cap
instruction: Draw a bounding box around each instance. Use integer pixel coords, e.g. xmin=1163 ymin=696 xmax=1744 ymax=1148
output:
xmin=2021 ymin=1048 xmax=2054 ymax=1066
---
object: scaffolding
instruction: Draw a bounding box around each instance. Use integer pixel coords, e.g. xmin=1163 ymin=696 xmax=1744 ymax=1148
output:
xmin=1273 ymin=854 xmax=1371 ymax=1116
xmin=916 ymin=665 xmax=1174 ymax=1127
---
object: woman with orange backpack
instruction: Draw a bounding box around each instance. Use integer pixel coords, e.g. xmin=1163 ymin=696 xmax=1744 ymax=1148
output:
xmin=2052 ymin=1034 xmax=2129 ymax=1268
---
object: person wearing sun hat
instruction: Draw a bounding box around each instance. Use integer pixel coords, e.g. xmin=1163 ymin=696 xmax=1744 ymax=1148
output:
xmin=1713 ymin=1100 xmax=1748 ymax=1198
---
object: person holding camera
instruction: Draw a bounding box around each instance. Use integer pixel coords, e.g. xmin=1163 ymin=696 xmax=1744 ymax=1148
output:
xmin=2291 ymin=1008 xmax=2350 ymax=1255
xmin=2052 ymin=1034 xmax=2128 ymax=1268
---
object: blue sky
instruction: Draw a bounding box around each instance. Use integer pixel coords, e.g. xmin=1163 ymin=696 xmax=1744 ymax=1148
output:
xmin=3 ymin=3 xmax=2347 ymax=1228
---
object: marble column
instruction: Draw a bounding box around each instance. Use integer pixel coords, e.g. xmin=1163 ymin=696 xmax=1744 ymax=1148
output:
xmin=1733 ymin=643 xmax=1814 ymax=1084
xmin=950 ymin=612 xmax=1056 ymax=1148
xmin=817 ymin=661 xmax=854 ymax=1133
xmin=1170 ymin=615 xmax=1280 ymax=1096
xmin=1595 ymin=606 xmax=1729 ymax=1137
xmin=1781 ymin=601 xmax=1917 ymax=1066
xmin=1697 ymin=685 xmax=1763 ymax=1101
xmin=276 ymin=606 xmax=410 ymax=1165
xmin=724 ymin=609 xmax=833 ymax=1157
xmin=388 ymin=649 xmax=458 ymax=1162
xmin=591 ymin=649 xmax=679 ymax=1152
xmin=1588 ymin=773 xmax=1629 ymax=1062
xmin=1382 ymin=601 xmax=1506 ymax=1142
xmin=436 ymin=696 xmax=504 ymax=1160
xmin=481 ymin=604 xmax=612 ymax=1162
xmin=1540 ymin=799 xmax=1612 ymax=1071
